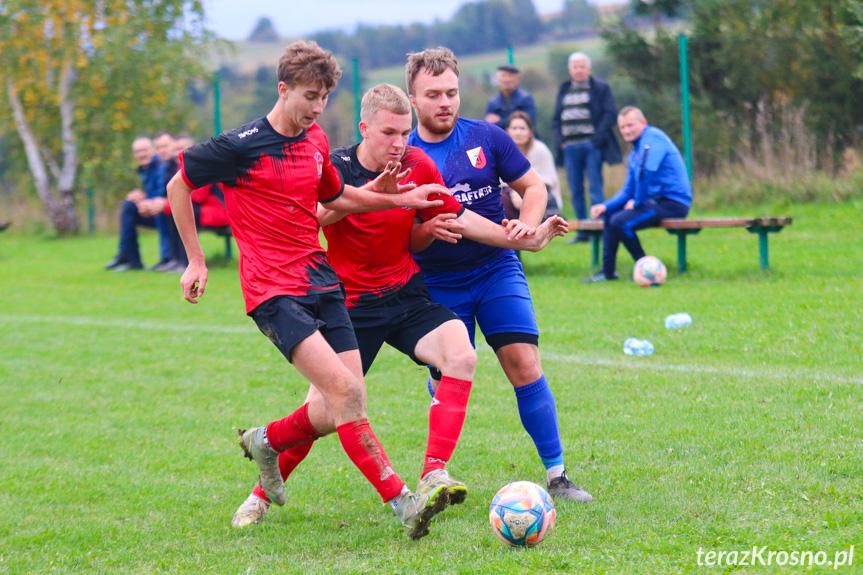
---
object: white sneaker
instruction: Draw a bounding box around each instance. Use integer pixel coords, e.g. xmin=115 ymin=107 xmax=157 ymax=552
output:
xmin=231 ymin=493 xmax=271 ymax=528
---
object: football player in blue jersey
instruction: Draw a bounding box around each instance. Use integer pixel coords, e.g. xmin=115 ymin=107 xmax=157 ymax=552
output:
xmin=405 ymin=48 xmax=593 ymax=503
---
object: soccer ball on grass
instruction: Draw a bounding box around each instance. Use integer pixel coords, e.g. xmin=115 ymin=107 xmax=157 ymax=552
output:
xmin=488 ymin=481 xmax=556 ymax=547
xmin=633 ymin=255 xmax=667 ymax=287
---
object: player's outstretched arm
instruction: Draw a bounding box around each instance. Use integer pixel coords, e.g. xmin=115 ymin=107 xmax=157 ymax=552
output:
xmin=326 ymin=183 xmax=451 ymax=215
xmin=167 ymin=172 xmax=207 ymax=304
xmin=455 ymin=210 xmax=568 ymax=253
xmin=505 ymin=167 xmax=548 ymax=239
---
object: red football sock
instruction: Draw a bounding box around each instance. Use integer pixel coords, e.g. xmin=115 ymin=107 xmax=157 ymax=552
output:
xmin=265 ymin=403 xmax=321 ymax=453
xmin=336 ymin=418 xmax=404 ymax=502
xmin=422 ymin=375 xmax=472 ymax=477
xmin=252 ymin=442 xmax=314 ymax=503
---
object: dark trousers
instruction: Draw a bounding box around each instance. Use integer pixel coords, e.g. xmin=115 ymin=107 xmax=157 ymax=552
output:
xmin=117 ymin=200 xmax=169 ymax=267
xmin=602 ymin=197 xmax=689 ymax=276
xmin=165 ymin=204 xmax=201 ymax=266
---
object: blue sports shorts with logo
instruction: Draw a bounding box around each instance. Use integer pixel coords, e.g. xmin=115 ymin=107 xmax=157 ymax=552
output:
xmin=422 ymin=250 xmax=539 ymax=352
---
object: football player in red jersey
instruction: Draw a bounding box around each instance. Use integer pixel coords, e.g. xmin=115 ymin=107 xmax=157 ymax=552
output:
xmin=167 ymin=42 xmax=456 ymax=540
xmin=229 ymin=83 xmax=567 ymax=528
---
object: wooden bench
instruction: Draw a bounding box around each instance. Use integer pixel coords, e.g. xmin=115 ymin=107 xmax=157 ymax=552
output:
xmin=566 ymin=217 xmax=793 ymax=272
xmin=199 ymin=225 xmax=234 ymax=260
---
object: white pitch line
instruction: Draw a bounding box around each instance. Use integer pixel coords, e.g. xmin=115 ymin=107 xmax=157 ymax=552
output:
xmin=5 ymin=314 xmax=859 ymax=385
xmin=477 ymin=347 xmax=863 ymax=385
xmin=0 ymin=314 xmax=258 ymax=335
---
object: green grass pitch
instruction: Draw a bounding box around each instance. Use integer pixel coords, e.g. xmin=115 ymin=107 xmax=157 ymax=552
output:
xmin=1 ymin=202 xmax=860 ymax=573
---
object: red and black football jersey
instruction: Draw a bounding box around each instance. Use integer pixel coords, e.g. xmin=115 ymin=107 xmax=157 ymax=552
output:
xmin=325 ymin=144 xmax=463 ymax=308
xmin=180 ymin=118 xmax=344 ymax=313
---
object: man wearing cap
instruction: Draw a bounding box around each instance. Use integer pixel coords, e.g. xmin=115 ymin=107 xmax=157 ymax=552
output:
xmin=484 ymin=64 xmax=537 ymax=131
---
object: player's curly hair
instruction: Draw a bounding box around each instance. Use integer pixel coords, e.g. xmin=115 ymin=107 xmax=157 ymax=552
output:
xmin=405 ymin=47 xmax=459 ymax=96
xmin=278 ymin=41 xmax=342 ymax=91
xmin=360 ymin=84 xmax=411 ymax=123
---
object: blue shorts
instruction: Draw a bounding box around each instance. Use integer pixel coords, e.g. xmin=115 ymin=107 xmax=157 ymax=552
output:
xmin=423 ymin=251 xmax=538 ymax=351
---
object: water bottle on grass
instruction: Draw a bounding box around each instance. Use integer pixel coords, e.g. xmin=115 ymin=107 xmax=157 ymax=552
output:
xmin=623 ymin=338 xmax=654 ymax=356
xmin=665 ymin=312 xmax=693 ymax=329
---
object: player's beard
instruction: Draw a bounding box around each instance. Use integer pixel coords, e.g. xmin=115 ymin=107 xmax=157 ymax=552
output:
xmin=418 ymin=107 xmax=458 ymax=136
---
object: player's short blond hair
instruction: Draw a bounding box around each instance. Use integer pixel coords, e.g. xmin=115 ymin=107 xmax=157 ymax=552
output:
xmin=405 ymin=47 xmax=459 ymax=96
xmin=360 ymin=84 xmax=411 ymax=123
xmin=277 ymin=40 xmax=342 ymax=91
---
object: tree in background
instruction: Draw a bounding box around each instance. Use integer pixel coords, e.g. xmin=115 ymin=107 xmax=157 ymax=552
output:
xmin=550 ymin=0 xmax=598 ymax=37
xmin=0 ymin=1 xmax=210 ymax=234
xmin=248 ymin=17 xmax=280 ymax=43
xmin=601 ymin=0 xmax=863 ymax=175
xmin=312 ymin=0 xmax=543 ymax=71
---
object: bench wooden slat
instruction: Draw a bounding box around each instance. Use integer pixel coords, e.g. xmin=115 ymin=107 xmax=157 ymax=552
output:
xmin=563 ymin=216 xmax=792 ymax=272
xmin=566 ymin=216 xmax=792 ymax=231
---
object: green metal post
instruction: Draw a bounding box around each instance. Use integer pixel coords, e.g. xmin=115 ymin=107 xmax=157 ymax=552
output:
xmin=591 ymin=235 xmax=600 ymax=268
xmin=757 ymin=229 xmax=769 ymax=270
xmin=352 ymin=59 xmax=362 ymax=142
xmin=676 ymin=232 xmax=687 ymax=273
xmin=86 ymin=186 xmax=95 ymax=233
xmin=507 ymin=46 xmax=514 ymax=65
xmin=678 ymin=34 xmax=693 ymax=181
xmin=213 ymin=71 xmax=222 ymax=136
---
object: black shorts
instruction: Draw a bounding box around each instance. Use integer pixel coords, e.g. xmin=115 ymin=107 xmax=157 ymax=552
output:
xmin=250 ymin=291 xmax=358 ymax=363
xmin=348 ymin=273 xmax=459 ymax=375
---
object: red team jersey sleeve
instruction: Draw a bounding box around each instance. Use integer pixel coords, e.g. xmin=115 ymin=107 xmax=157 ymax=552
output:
xmin=318 ymin=148 xmax=344 ymax=203
xmin=411 ymin=149 xmax=464 ymax=222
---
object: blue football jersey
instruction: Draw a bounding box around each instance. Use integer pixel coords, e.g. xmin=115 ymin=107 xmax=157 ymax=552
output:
xmin=407 ymin=118 xmax=531 ymax=274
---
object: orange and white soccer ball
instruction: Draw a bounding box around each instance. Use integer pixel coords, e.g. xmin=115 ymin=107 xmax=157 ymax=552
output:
xmin=633 ymin=256 xmax=667 ymax=287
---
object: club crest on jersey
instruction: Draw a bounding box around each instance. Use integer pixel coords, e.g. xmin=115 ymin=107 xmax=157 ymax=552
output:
xmin=466 ymin=146 xmax=487 ymax=169
xmin=315 ymin=152 xmax=323 ymax=179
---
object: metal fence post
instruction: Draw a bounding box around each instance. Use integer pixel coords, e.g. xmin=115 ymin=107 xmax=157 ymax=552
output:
xmin=678 ymin=34 xmax=693 ymax=181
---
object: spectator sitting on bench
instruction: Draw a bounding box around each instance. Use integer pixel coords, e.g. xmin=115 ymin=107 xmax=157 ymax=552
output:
xmin=104 ymin=137 xmax=170 ymax=272
xmin=161 ymin=134 xmax=229 ymax=272
xmin=582 ymin=106 xmax=692 ymax=283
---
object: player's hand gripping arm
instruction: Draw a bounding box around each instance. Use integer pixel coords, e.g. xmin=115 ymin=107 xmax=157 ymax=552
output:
xmin=502 ymin=167 xmax=548 ymax=240
xmin=167 ymin=172 xmax=207 ymax=304
xmin=410 ymin=210 xmax=568 ymax=253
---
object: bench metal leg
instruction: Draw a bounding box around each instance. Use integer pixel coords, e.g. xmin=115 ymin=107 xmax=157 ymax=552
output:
xmin=748 ymin=226 xmax=785 ymax=270
xmin=667 ymin=229 xmax=700 ymax=274
xmin=677 ymin=233 xmax=687 ymax=273
xmin=591 ymin=234 xmax=600 ymax=268
xmin=225 ymin=236 xmax=233 ymax=260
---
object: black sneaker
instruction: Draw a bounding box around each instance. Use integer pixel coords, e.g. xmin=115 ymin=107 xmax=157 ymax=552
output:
xmin=112 ymin=262 xmax=144 ymax=272
xmin=104 ymin=255 xmax=128 ymax=270
xmin=581 ymin=271 xmax=619 ymax=283
xmin=547 ymin=470 xmax=594 ymax=503
xmin=149 ymin=259 xmax=174 ymax=272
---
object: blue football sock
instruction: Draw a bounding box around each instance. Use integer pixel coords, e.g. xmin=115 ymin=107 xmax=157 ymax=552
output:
xmin=514 ymin=375 xmax=564 ymax=470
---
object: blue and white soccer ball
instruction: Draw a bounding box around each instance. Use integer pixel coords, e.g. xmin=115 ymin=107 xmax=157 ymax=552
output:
xmin=489 ymin=481 xmax=556 ymax=547
xmin=633 ymin=255 xmax=667 ymax=287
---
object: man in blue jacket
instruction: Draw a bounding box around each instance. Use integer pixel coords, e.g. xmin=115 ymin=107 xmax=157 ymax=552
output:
xmin=104 ymin=137 xmax=169 ymax=272
xmin=552 ymin=52 xmax=622 ymax=242
xmin=583 ymin=106 xmax=692 ymax=283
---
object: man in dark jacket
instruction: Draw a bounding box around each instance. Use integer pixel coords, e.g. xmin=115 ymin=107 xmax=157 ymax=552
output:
xmin=552 ymin=52 xmax=622 ymax=242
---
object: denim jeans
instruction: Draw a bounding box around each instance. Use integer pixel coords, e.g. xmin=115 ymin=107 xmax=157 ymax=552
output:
xmin=563 ymin=141 xmax=604 ymax=222
xmin=117 ymin=200 xmax=170 ymax=266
